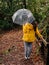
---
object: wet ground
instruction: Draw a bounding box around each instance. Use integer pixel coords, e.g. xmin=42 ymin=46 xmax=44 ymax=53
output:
xmin=0 ymin=28 xmax=46 ymax=65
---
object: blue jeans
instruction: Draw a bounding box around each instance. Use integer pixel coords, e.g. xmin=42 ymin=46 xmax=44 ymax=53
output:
xmin=24 ymin=42 xmax=32 ymax=57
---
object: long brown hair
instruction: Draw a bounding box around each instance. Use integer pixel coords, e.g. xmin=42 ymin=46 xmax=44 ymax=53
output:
xmin=31 ymin=21 xmax=37 ymax=31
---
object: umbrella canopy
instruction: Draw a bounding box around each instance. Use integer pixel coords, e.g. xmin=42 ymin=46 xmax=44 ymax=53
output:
xmin=12 ymin=9 xmax=35 ymax=25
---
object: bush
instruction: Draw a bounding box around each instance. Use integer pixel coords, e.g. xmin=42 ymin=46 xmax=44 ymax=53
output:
xmin=0 ymin=20 xmax=13 ymax=30
xmin=0 ymin=0 xmax=49 ymax=30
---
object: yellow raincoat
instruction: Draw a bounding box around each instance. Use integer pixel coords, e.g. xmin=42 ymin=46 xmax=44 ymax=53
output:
xmin=22 ymin=23 xmax=42 ymax=42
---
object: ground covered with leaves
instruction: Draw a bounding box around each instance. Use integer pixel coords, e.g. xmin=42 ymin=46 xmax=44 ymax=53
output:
xmin=0 ymin=28 xmax=46 ymax=65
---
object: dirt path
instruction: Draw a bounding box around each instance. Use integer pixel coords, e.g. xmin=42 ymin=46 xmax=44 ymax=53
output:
xmin=0 ymin=28 xmax=46 ymax=65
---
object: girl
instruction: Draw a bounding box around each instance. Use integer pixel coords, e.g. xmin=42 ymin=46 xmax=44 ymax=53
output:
xmin=22 ymin=20 xmax=44 ymax=59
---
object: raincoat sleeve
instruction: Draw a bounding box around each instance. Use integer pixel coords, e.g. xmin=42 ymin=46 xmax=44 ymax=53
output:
xmin=36 ymin=27 xmax=43 ymax=38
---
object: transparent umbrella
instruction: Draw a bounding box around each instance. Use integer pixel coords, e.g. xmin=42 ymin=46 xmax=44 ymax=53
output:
xmin=12 ymin=9 xmax=35 ymax=25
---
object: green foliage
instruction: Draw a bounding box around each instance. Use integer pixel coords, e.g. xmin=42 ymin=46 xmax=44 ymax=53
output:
xmin=27 ymin=0 xmax=49 ymax=22
xmin=0 ymin=0 xmax=49 ymax=30
xmin=0 ymin=20 xmax=13 ymax=30
xmin=0 ymin=0 xmax=23 ymax=30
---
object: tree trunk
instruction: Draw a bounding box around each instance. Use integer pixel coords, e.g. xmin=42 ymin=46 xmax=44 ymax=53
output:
xmin=23 ymin=0 xmax=26 ymax=8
